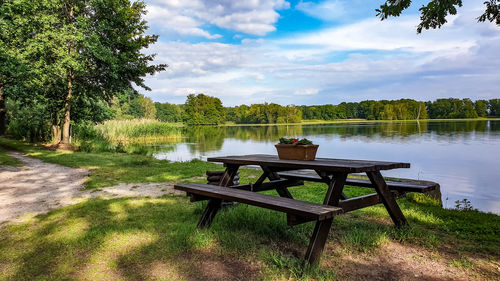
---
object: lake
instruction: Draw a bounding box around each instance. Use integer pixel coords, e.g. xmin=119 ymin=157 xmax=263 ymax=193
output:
xmin=151 ymin=120 xmax=500 ymax=214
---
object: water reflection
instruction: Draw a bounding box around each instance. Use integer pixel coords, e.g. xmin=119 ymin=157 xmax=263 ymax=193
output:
xmin=153 ymin=120 xmax=500 ymax=214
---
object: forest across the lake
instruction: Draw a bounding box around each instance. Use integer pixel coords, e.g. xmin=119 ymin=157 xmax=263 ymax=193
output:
xmin=5 ymin=91 xmax=499 ymax=144
xmin=117 ymin=93 xmax=500 ymax=125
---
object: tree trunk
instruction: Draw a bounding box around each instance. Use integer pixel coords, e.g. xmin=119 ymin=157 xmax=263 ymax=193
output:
xmin=0 ymin=84 xmax=6 ymax=135
xmin=61 ymin=4 xmax=74 ymax=145
xmin=61 ymin=74 xmax=72 ymax=144
xmin=52 ymin=124 xmax=61 ymax=144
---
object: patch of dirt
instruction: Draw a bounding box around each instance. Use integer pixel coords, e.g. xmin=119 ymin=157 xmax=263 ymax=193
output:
xmin=177 ymin=250 xmax=262 ymax=281
xmin=44 ymin=142 xmax=76 ymax=151
xmin=0 ymin=151 xmax=184 ymax=223
xmin=325 ymin=241 xmax=498 ymax=281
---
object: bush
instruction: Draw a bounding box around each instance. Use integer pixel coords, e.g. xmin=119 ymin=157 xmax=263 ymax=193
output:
xmin=72 ymin=122 xmax=120 ymax=153
xmin=6 ymin=99 xmax=51 ymax=142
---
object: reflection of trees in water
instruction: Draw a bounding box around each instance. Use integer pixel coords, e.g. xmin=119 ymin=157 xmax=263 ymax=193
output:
xmin=182 ymin=126 xmax=226 ymax=153
xmin=223 ymin=120 xmax=498 ymax=143
xmin=126 ymin=143 xmax=177 ymax=155
xmin=226 ymin=125 xmax=304 ymax=142
xmin=156 ymin=121 xmax=499 ymax=154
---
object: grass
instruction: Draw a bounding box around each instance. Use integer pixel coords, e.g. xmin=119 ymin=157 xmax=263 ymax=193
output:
xmin=0 ymin=147 xmax=21 ymax=166
xmin=0 ymin=137 xmax=218 ymax=189
xmin=0 ymin=138 xmax=499 ymax=280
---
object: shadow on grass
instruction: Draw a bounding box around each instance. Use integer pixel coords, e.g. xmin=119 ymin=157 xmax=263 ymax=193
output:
xmin=0 ymin=195 xmax=326 ymax=280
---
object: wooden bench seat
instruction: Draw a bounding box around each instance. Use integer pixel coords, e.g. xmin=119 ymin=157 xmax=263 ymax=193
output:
xmin=277 ymin=172 xmax=437 ymax=193
xmin=174 ymin=182 xmax=343 ymax=221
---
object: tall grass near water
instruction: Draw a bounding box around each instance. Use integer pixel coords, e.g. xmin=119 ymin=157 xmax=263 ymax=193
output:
xmin=73 ymin=119 xmax=181 ymax=153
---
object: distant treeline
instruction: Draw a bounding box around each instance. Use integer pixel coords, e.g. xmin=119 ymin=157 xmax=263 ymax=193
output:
xmin=301 ymin=98 xmax=500 ymax=121
xmin=225 ymin=104 xmax=302 ymax=124
xmin=112 ymin=94 xmax=500 ymax=125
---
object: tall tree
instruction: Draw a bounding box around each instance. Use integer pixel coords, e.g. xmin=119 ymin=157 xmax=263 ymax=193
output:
xmin=183 ymin=94 xmax=225 ymax=125
xmin=377 ymin=0 xmax=500 ymax=33
xmin=0 ymin=1 xmax=30 ymax=135
xmin=8 ymin=0 xmax=166 ymax=144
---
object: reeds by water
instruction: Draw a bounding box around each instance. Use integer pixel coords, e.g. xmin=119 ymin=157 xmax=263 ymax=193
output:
xmin=73 ymin=119 xmax=182 ymax=153
xmin=95 ymin=119 xmax=181 ymax=144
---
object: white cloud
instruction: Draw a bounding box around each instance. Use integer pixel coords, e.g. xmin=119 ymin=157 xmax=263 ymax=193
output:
xmin=280 ymin=16 xmax=477 ymax=54
xmin=294 ymin=88 xmax=320 ymax=95
xmin=140 ymin=1 xmax=500 ymax=106
xmin=144 ymin=0 xmax=290 ymax=38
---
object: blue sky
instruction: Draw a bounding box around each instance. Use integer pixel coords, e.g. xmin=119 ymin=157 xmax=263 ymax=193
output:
xmin=140 ymin=0 xmax=500 ymax=106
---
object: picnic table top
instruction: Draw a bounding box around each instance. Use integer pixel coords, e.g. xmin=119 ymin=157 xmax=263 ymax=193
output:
xmin=207 ymin=154 xmax=410 ymax=173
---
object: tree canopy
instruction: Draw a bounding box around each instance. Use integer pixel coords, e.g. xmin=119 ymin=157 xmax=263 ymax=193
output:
xmin=0 ymin=0 xmax=166 ymax=144
xmin=183 ymin=94 xmax=225 ymax=125
xmin=377 ymin=0 xmax=500 ymax=33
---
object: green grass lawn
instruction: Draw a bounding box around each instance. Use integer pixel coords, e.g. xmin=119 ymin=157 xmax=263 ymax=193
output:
xmin=0 ymin=138 xmax=499 ymax=280
xmin=0 ymin=137 xmax=219 ymax=189
xmin=0 ymin=147 xmax=22 ymax=167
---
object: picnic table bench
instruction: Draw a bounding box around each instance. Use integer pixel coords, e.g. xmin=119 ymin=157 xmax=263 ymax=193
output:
xmin=174 ymin=154 xmax=438 ymax=264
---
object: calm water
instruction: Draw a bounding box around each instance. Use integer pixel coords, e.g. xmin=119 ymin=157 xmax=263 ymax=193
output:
xmin=151 ymin=120 xmax=500 ymax=214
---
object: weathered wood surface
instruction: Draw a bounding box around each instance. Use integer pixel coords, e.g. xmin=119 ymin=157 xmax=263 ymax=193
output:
xmin=174 ymin=183 xmax=343 ymax=220
xmin=207 ymin=154 xmax=410 ymax=173
xmin=191 ymin=155 xmax=420 ymax=264
xmin=367 ymin=171 xmax=408 ymax=227
xmin=207 ymin=175 xmax=240 ymax=182
xmin=338 ymin=192 xmax=399 ymax=212
xmin=196 ymin=165 xmax=240 ymax=228
xmin=278 ymin=172 xmax=437 ymax=193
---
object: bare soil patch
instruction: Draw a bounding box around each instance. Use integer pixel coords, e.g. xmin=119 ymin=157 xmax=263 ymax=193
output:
xmin=0 ymin=151 xmax=183 ymax=223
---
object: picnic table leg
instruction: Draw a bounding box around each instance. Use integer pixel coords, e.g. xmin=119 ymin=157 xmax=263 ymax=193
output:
xmin=366 ymin=171 xmax=407 ymax=227
xmin=197 ymin=198 xmax=222 ymax=229
xmin=197 ymin=165 xmax=240 ymax=229
xmin=314 ymin=170 xmax=348 ymax=200
xmin=304 ymin=218 xmax=333 ymax=264
xmin=261 ymin=165 xmax=294 ymax=199
xmin=305 ymin=173 xmax=347 ymax=264
xmin=323 ymin=173 xmax=347 ymax=206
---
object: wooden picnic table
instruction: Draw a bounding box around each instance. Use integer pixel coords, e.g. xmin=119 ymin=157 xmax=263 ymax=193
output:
xmin=175 ymin=154 xmax=436 ymax=264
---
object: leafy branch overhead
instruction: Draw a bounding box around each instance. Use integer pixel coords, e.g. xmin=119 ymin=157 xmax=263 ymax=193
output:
xmin=376 ymin=0 xmax=500 ymax=33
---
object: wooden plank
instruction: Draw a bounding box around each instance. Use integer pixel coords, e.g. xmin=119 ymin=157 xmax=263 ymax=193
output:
xmin=219 ymin=165 xmax=240 ymax=187
xmin=304 ymin=218 xmax=333 ymax=264
xmin=287 ymin=214 xmax=314 ymax=226
xmin=262 ymin=165 xmax=295 ymax=199
xmin=338 ymin=193 xmax=381 ymax=212
xmin=175 ymin=183 xmax=343 ymax=220
xmin=367 ymin=171 xmax=407 ymax=227
xmin=346 ymin=178 xmax=437 ymax=193
xmin=192 ymin=180 xmax=303 ymax=201
xmin=207 ymin=175 xmax=240 ymax=182
xmin=278 ymin=172 xmax=437 ymax=193
xmin=197 ymin=198 xmax=222 ymax=229
xmin=323 ymin=173 xmax=348 ymax=206
xmin=196 ymin=165 xmax=240 ymax=228
xmin=232 ymin=179 xmax=303 ymax=192
xmin=207 ymin=154 xmax=410 ymax=173
xmin=206 ymin=170 xmax=225 ymax=176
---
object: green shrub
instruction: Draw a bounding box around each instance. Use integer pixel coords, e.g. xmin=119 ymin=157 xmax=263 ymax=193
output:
xmin=6 ymin=99 xmax=51 ymax=142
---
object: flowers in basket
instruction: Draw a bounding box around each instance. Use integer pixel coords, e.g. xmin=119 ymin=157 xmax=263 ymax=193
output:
xmin=275 ymin=137 xmax=318 ymax=160
xmin=278 ymin=137 xmax=313 ymax=145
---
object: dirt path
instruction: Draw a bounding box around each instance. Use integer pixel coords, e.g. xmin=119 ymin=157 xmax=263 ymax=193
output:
xmin=0 ymin=151 xmax=183 ymax=223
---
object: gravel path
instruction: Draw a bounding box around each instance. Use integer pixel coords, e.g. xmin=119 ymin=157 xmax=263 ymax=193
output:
xmin=0 ymin=151 xmax=182 ymax=223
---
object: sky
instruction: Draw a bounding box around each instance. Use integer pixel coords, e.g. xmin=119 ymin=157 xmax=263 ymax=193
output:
xmin=139 ymin=0 xmax=500 ymax=106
